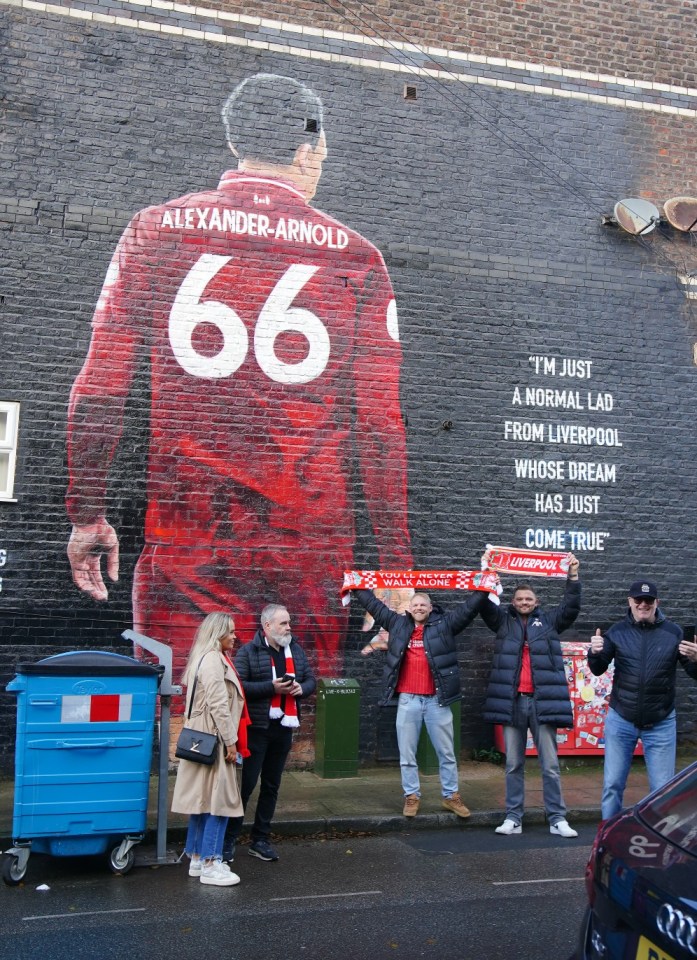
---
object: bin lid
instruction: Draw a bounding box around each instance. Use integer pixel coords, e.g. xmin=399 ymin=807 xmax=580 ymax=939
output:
xmin=15 ymin=650 xmax=163 ymax=677
xmin=318 ymin=678 xmax=360 ymax=691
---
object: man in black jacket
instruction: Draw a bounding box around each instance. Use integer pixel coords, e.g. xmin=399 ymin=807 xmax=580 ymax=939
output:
xmin=589 ymin=579 xmax=697 ymax=819
xmin=481 ymin=554 xmax=580 ymax=838
xmin=355 ymin=588 xmax=486 ymax=818
xmin=223 ymin=603 xmax=316 ymax=862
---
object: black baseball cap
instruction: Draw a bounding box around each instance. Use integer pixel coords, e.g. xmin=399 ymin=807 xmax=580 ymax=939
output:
xmin=628 ymin=580 xmax=658 ymax=600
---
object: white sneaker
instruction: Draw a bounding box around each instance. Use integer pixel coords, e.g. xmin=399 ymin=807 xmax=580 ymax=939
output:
xmin=200 ymin=860 xmax=241 ymax=886
xmin=188 ymin=858 xmax=202 ymax=877
xmin=495 ymin=818 xmax=522 ymax=835
xmin=550 ymin=819 xmax=578 ymax=838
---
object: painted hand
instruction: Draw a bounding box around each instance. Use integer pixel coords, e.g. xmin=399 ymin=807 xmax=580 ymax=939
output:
xmin=67 ymin=519 xmax=119 ymax=601
xmin=361 ymin=629 xmax=389 ymax=656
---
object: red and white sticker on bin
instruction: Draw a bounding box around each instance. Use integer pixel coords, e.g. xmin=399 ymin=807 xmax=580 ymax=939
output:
xmin=60 ymin=694 xmax=133 ymax=723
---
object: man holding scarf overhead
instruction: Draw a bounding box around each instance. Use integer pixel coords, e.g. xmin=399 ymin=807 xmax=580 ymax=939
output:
xmin=481 ymin=553 xmax=580 ymax=838
xmin=223 ymin=604 xmax=315 ymax=863
xmin=354 ymin=587 xmax=490 ymax=818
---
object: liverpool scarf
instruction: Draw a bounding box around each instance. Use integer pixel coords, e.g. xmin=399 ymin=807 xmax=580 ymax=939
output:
xmin=341 ymin=569 xmax=501 ymax=604
xmin=482 ymin=544 xmax=570 ymax=578
xmin=268 ymin=643 xmax=299 ymax=728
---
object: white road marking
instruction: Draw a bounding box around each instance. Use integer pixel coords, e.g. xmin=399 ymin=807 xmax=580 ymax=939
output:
xmin=23 ymin=907 xmax=147 ymax=921
xmin=492 ymin=877 xmax=583 ymax=886
xmin=270 ymin=890 xmax=382 ymax=902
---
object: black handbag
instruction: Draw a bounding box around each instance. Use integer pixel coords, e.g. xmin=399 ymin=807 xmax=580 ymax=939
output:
xmin=175 ymin=656 xmax=219 ymax=766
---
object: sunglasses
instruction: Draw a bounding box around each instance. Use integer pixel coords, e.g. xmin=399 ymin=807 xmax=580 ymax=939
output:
xmin=631 ymin=597 xmax=656 ymax=606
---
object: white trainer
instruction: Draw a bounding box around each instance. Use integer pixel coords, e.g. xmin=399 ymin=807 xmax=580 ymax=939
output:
xmin=188 ymin=858 xmax=202 ymax=877
xmin=495 ymin=818 xmax=522 ymax=835
xmin=200 ymin=860 xmax=241 ymax=886
xmin=550 ymin=819 xmax=578 ymax=838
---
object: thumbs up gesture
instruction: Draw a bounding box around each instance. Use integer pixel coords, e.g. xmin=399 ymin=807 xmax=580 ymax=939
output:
xmin=590 ymin=628 xmax=605 ymax=654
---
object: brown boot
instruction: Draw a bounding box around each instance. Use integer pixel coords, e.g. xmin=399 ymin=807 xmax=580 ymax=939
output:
xmin=403 ymin=793 xmax=420 ymax=817
xmin=442 ymin=793 xmax=471 ymax=818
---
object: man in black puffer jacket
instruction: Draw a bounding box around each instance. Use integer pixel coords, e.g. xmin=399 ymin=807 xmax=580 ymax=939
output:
xmin=355 ymin=587 xmax=487 ymax=819
xmin=222 ymin=603 xmax=315 ymax=863
xmin=481 ymin=554 xmax=580 ymax=838
xmin=589 ymin=578 xmax=697 ymax=819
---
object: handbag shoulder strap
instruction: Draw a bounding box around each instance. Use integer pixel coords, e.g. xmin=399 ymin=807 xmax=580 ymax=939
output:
xmin=186 ymin=653 xmax=209 ymax=720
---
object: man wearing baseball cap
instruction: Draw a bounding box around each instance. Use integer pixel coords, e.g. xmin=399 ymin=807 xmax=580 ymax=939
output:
xmin=589 ymin=579 xmax=697 ymax=819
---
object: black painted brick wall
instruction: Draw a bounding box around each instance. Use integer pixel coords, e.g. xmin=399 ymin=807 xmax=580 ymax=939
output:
xmin=1 ymin=4 xmax=696 ymax=769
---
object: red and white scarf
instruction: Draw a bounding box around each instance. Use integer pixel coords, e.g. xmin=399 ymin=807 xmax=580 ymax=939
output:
xmin=224 ymin=653 xmax=252 ymax=757
xmin=340 ymin=569 xmax=501 ymax=604
xmin=268 ymin=642 xmax=299 ymax=729
xmin=482 ymin=544 xmax=570 ymax=578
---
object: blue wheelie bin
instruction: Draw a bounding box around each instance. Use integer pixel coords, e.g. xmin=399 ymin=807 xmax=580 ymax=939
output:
xmin=3 ymin=650 xmax=161 ymax=885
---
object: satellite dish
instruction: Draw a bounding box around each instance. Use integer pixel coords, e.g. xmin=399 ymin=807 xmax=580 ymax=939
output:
xmin=613 ymin=198 xmax=660 ymax=235
xmin=663 ymin=196 xmax=697 ymax=232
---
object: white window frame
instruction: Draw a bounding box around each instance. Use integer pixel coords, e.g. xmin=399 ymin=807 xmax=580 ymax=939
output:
xmin=0 ymin=401 xmax=20 ymax=501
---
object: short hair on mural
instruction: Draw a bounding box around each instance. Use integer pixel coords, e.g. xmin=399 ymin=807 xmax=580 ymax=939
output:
xmin=222 ymin=73 xmax=324 ymax=165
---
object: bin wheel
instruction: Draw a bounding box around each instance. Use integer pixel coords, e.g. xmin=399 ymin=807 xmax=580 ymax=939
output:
xmin=109 ymin=845 xmax=136 ymax=876
xmin=2 ymin=854 xmax=27 ymax=886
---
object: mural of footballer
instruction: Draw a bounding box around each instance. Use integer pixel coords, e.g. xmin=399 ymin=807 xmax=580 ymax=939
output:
xmin=66 ymin=73 xmax=413 ymax=684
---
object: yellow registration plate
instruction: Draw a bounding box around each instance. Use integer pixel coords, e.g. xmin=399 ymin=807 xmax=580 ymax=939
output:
xmin=635 ymin=936 xmax=675 ymax=960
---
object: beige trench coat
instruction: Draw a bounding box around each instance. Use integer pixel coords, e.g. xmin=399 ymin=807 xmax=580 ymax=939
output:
xmin=171 ymin=650 xmax=244 ymax=818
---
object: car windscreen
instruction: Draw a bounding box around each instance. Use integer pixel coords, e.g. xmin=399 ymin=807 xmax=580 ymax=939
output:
xmin=637 ymin=761 xmax=697 ymax=855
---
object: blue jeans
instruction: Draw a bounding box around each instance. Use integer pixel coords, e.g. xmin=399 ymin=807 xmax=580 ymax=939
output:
xmin=185 ymin=813 xmax=229 ymax=861
xmin=601 ymin=707 xmax=676 ymax=820
xmin=395 ymin=693 xmax=458 ymax=797
xmin=503 ymin=694 xmax=566 ymax=826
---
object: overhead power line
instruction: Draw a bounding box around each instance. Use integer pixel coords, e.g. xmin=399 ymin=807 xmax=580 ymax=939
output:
xmin=318 ymin=0 xmax=697 ymax=291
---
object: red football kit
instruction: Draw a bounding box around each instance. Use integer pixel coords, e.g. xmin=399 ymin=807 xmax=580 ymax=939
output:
xmin=67 ymin=170 xmax=412 ymax=680
xmin=518 ymin=620 xmax=534 ymax=694
xmin=396 ymin=625 xmax=436 ymax=696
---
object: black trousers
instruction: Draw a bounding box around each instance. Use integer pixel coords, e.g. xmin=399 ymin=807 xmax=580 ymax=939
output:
xmin=225 ymin=721 xmax=293 ymax=846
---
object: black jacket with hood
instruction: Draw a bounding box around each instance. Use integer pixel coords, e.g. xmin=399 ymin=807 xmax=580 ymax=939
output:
xmin=234 ymin=629 xmax=316 ymax=728
xmin=354 ymin=588 xmax=486 ymax=707
xmin=481 ymin=579 xmax=581 ymax=727
xmin=588 ymin=608 xmax=697 ymax=728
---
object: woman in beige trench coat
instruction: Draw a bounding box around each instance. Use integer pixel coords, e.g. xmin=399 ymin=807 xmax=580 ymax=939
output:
xmin=172 ymin=612 xmax=245 ymax=887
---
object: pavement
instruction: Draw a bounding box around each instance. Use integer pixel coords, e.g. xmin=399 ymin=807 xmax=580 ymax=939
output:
xmin=3 ymin=751 xmax=696 ymax=850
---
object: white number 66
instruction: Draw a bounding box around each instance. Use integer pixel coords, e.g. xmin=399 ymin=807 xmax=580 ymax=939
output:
xmin=168 ymin=254 xmax=330 ymax=385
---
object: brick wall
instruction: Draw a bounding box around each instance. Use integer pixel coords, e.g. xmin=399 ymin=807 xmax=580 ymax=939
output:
xmin=193 ymin=0 xmax=697 ymax=88
xmin=1 ymin=0 xmax=696 ymax=770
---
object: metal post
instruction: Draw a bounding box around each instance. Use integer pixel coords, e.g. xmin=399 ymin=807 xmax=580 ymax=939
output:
xmin=123 ymin=629 xmax=181 ymax=865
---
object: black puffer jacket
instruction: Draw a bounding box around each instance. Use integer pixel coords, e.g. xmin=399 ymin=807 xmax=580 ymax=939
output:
xmin=234 ymin=630 xmax=316 ymax=729
xmin=481 ymin=580 xmax=581 ymax=727
xmin=588 ymin=609 xmax=697 ymax=729
xmin=354 ymin=589 xmax=486 ymax=707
